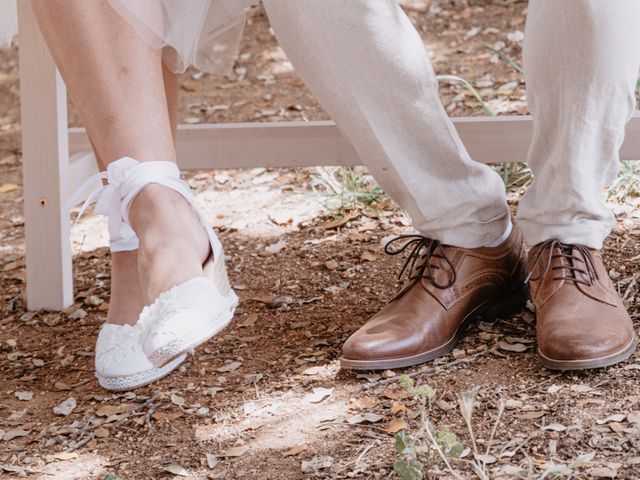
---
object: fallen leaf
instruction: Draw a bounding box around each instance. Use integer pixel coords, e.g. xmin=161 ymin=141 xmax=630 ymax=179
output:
xmin=2 ymin=429 xmax=29 ymax=441
xmin=53 ymin=452 xmax=79 ymax=461
xmin=320 ymin=212 xmax=358 ymax=229
xmin=382 ymin=389 xmax=408 ymax=400
xmin=542 ymin=423 xmax=567 ymax=432
xmin=94 ymin=427 xmax=109 ymax=438
xmin=270 ymin=296 xmax=294 ymax=306
xmin=216 ymin=361 xmax=242 ymax=373
xmin=0 ymin=465 xmax=25 ymax=474
xmin=14 ymin=391 xmax=32 ymax=401
xmin=243 ymin=373 xmax=263 ymax=384
xmin=264 ymin=239 xmax=286 ymax=255
xmin=355 ymin=373 xmax=380 ymax=382
xmin=348 ymin=413 xmax=384 ymax=424
xmin=597 ymin=414 xmax=626 ymax=425
xmin=96 ymin=403 xmax=136 ymax=417
xmin=386 ymin=417 xmax=407 ymax=434
xmin=391 ymin=401 xmax=407 ymax=414
xmin=360 ymin=250 xmax=379 ymax=262
xmin=152 ymin=411 xmax=183 ymax=422
xmin=284 ymin=444 xmax=307 ymax=457
xmin=301 ymin=366 xmax=325 ymax=376
xmin=350 ymin=397 xmax=379 ymax=411
xmin=163 ymin=465 xmax=190 ymax=477
xmin=53 ymin=397 xmax=77 ymax=416
xmin=627 ymin=411 xmax=640 ymax=423
xmin=171 ymin=394 xmax=186 ymax=407
xmin=503 ymin=336 xmax=535 ymax=344
xmin=587 ymin=467 xmax=618 ymax=478
xmin=181 ymin=79 xmax=200 ymax=92
xmin=498 ymin=341 xmax=528 ymax=353
xmin=578 ymin=398 xmax=604 ymax=406
xmin=571 ymin=384 xmax=593 ymax=393
xmin=305 ymin=387 xmax=333 ymax=404
xmin=68 ymin=309 xmax=87 ymax=320
xmin=547 ymin=385 xmax=563 ymax=394
xmin=358 ymin=220 xmax=379 ymax=232
xmin=0 ymin=184 xmax=18 ymax=193
xmin=436 ymin=399 xmax=456 ymax=411
xmin=221 ymin=445 xmax=249 ymax=457
xmin=205 ymin=453 xmax=217 ymax=469
xmin=237 ymin=314 xmax=258 ymax=328
xmin=475 ymin=453 xmax=497 ymax=464
xmin=301 ymin=456 xmax=333 ymax=473
xmin=609 ymin=422 xmax=625 ymax=433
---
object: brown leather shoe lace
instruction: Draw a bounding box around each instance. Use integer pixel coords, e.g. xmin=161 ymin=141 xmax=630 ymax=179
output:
xmin=385 ymin=235 xmax=456 ymax=289
xmin=525 ymin=239 xmax=598 ymax=287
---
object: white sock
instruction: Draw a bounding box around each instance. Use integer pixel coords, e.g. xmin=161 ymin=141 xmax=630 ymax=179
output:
xmin=484 ymin=219 xmax=513 ymax=248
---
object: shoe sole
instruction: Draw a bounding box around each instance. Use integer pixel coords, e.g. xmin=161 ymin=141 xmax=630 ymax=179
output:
xmin=538 ymin=335 xmax=638 ymax=371
xmin=148 ymin=290 xmax=239 ymax=368
xmin=340 ymin=286 xmax=528 ymax=371
xmin=96 ymin=353 xmax=187 ymax=392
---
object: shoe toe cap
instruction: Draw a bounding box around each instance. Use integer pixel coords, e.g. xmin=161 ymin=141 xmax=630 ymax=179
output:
xmin=540 ymin=324 xmax=634 ymax=362
xmin=342 ymin=321 xmax=427 ymax=362
xmin=95 ymin=324 xmax=154 ymax=377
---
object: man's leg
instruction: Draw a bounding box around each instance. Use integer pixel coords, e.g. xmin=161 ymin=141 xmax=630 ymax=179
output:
xmin=263 ymin=0 xmax=528 ymax=370
xmin=521 ymin=0 xmax=640 ymax=369
xmin=263 ymin=0 xmax=509 ymax=249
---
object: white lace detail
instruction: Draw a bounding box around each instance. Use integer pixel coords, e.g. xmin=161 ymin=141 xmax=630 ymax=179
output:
xmin=95 ymin=324 xmax=149 ymax=374
xmin=138 ymin=277 xmax=222 ymax=337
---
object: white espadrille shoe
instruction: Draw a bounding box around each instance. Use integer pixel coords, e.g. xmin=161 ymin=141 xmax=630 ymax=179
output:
xmin=95 ymin=323 xmax=186 ymax=391
xmin=74 ymin=157 xmax=238 ymax=368
xmin=68 ymin=165 xmax=188 ymax=391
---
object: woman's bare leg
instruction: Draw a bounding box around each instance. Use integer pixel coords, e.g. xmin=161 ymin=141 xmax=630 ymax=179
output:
xmin=102 ymin=64 xmax=179 ymax=326
xmin=30 ymin=0 xmax=208 ymax=309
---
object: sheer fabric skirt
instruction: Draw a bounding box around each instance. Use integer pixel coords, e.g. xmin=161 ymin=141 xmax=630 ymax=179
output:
xmin=0 ymin=0 xmax=17 ymax=48
xmin=0 ymin=0 xmax=252 ymax=74
xmin=107 ymin=0 xmax=255 ymax=74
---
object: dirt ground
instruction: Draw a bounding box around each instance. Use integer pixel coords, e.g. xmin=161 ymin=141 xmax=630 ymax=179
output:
xmin=1 ymin=1 xmax=640 ymax=479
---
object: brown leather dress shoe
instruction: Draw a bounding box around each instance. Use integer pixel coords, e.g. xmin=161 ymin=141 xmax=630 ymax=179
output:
xmin=527 ymin=240 xmax=637 ymax=370
xmin=341 ymin=226 xmax=528 ymax=370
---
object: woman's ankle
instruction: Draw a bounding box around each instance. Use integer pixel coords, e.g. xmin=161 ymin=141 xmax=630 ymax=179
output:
xmin=107 ymin=251 xmax=144 ymax=325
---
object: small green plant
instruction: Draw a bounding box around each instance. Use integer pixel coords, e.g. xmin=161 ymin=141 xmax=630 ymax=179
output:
xmin=608 ymin=160 xmax=640 ymax=199
xmin=483 ymin=42 xmax=523 ymax=74
xmin=394 ymin=431 xmax=425 ymax=480
xmin=393 ymin=375 xmax=467 ymax=480
xmin=311 ymin=166 xmax=388 ymax=213
xmin=436 ymin=70 xmax=532 ymax=190
xmin=436 ymin=75 xmax=494 ymax=117
xmin=392 ymin=374 xmax=599 ymax=479
xmin=393 ymin=375 xmax=510 ymax=480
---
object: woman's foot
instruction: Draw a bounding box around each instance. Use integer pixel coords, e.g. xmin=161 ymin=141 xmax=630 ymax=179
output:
xmin=96 ymin=250 xmax=187 ymax=392
xmin=105 ymin=159 xmax=237 ymax=367
xmin=129 ymin=184 xmax=211 ymax=306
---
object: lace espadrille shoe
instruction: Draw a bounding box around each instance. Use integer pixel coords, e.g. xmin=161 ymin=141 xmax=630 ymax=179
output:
xmin=73 ymin=157 xmax=237 ymax=368
xmin=69 ymin=176 xmax=189 ymax=390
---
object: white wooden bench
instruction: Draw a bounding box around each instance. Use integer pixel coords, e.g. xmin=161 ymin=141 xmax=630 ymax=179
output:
xmin=16 ymin=2 xmax=640 ymax=311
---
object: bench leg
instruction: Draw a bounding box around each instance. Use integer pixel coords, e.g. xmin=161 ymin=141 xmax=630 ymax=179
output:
xmin=17 ymin=1 xmax=73 ymax=310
